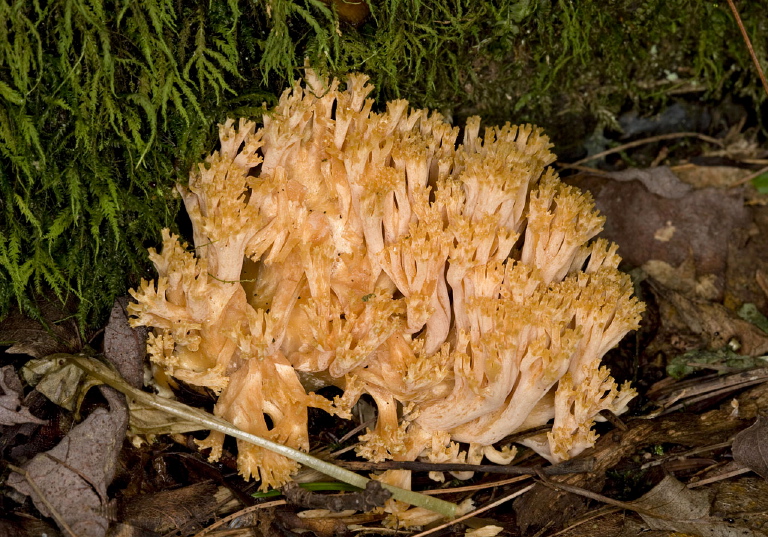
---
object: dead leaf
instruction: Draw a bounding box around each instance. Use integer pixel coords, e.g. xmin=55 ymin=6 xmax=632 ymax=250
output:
xmin=21 ymin=355 xmax=91 ymax=411
xmin=723 ymin=208 xmax=768 ymax=313
xmin=629 ymin=475 xmax=759 ymax=536
xmin=277 ymin=510 xmax=350 ymax=537
xmin=732 ymin=416 xmax=768 ymax=480
xmin=568 ymin=172 xmax=751 ymax=298
xmin=604 ymin=166 xmax=693 ymax=198
xmin=672 ymin=164 xmax=755 ymax=188
xmin=0 ymin=365 xmax=46 ymax=426
xmin=126 ymin=401 xmax=205 ymax=436
xmin=119 ymin=482 xmax=220 ymax=533
xmin=644 ymin=257 xmax=720 ymax=300
xmin=103 ymin=297 xmax=147 ymax=389
xmin=0 ymin=299 xmax=80 ymax=358
xmin=7 ymin=387 xmax=128 ymax=537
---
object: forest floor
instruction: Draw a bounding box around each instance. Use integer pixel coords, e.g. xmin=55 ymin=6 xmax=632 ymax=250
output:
xmin=2 ymin=97 xmax=768 ymax=537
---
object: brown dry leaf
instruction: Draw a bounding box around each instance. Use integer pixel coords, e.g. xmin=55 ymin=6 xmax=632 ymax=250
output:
xmin=21 ymin=355 xmax=90 ymax=411
xmin=603 ymin=167 xmax=693 ymax=198
xmin=732 ymin=416 xmax=768 ymax=480
xmin=103 ymin=297 xmax=147 ymax=389
xmin=569 ymin=171 xmax=751 ymax=297
xmin=126 ymin=401 xmax=206 ymax=436
xmin=0 ymin=365 xmax=45 ymax=426
xmin=629 ymin=476 xmax=759 ymax=536
xmin=276 ymin=509 xmax=386 ymax=537
xmin=100 ymin=298 xmax=205 ymax=436
xmin=7 ymin=387 xmax=128 ymax=537
xmin=119 ymin=482 xmax=220 ymax=534
xmin=672 ymin=164 xmax=755 ymax=188
xmin=644 ymin=257 xmax=720 ymax=300
xmin=0 ymin=299 xmax=80 ymax=358
xmin=725 ymin=206 xmax=768 ymax=312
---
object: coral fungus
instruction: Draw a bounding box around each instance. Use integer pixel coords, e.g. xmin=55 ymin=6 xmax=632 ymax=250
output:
xmin=129 ymin=72 xmax=644 ymax=498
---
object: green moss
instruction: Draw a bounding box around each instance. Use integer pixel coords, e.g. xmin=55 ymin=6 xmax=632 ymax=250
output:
xmin=1 ymin=0 xmax=765 ymax=328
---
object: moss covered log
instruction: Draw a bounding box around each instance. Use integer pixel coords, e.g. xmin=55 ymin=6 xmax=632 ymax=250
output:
xmin=1 ymin=0 xmax=765 ymax=328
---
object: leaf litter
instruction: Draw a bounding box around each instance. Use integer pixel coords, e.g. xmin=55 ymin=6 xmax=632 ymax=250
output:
xmin=4 ymin=135 xmax=768 ymax=536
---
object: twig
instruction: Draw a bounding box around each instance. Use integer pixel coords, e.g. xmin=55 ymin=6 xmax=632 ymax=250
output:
xmin=725 ymin=0 xmax=768 ymax=97
xmin=193 ymin=499 xmax=286 ymax=537
xmin=336 ymin=420 xmax=374 ymax=445
xmin=553 ymin=163 xmax=610 ymax=175
xmin=598 ymin=409 xmax=628 ymax=431
xmin=559 ymin=132 xmax=723 ymax=170
xmin=546 ymin=506 xmax=621 ymax=537
xmin=534 ymin=474 xmax=663 ymax=519
xmin=6 ymin=463 xmax=80 ymax=537
xmin=340 ymin=458 xmax=594 ymax=476
xmin=409 ymin=484 xmax=536 ymax=537
xmin=686 ymin=465 xmax=751 ymax=488
xmin=639 ymin=441 xmax=733 ymax=470
xmin=658 ymin=375 xmax=768 ymax=416
xmin=421 ymin=475 xmax=531 ymax=495
xmin=651 ymin=367 xmax=768 ymax=414
xmin=730 ymin=164 xmax=768 ymax=188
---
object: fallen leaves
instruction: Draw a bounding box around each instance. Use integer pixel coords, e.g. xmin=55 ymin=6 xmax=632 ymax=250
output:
xmin=7 ymin=387 xmax=128 ymax=537
xmin=569 ymin=168 xmax=751 ymax=299
xmin=0 ymin=366 xmax=45 ymax=426
xmin=732 ymin=416 xmax=768 ymax=480
xmin=630 ymin=476 xmax=759 ymax=536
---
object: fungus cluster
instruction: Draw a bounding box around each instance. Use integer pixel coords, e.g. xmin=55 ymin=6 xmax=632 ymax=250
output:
xmin=129 ymin=73 xmax=644 ymax=506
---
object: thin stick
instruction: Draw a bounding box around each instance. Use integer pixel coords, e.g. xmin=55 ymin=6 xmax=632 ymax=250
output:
xmin=7 ymin=463 xmax=80 ymax=537
xmin=725 ymin=0 xmax=768 ymax=97
xmin=65 ymin=354 xmax=458 ymax=518
xmin=535 ymin=477 xmax=664 ymax=519
xmin=639 ymin=441 xmax=733 ymax=470
xmin=336 ymin=420 xmax=374 ymax=445
xmin=193 ymin=499 xmax=287 ymax=537
xmin=730 ymin=164 xmax=768 ymax=188
xmin=686 ymin=466 xmax=751 ymax=488
xmin=421 ymin=475 xmax=531 ymax=495
xmin=409 ymin=484 xmax=536 ymax=537
xmin=560 ymin=132 xmax=723 ymax=170
xmin=547 ymin=506 xmax=621 ymax=537
xmin=659 ymin=376 xmax=768 ymax=416
xmin=553 ymin=163 xmax=610 ymax=175
xmin=340 ymin=458 xmax=593 ymax=476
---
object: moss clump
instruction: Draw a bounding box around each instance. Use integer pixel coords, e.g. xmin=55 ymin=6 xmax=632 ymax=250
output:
xmin=1 ymin=0 xmax=765 ymax=328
